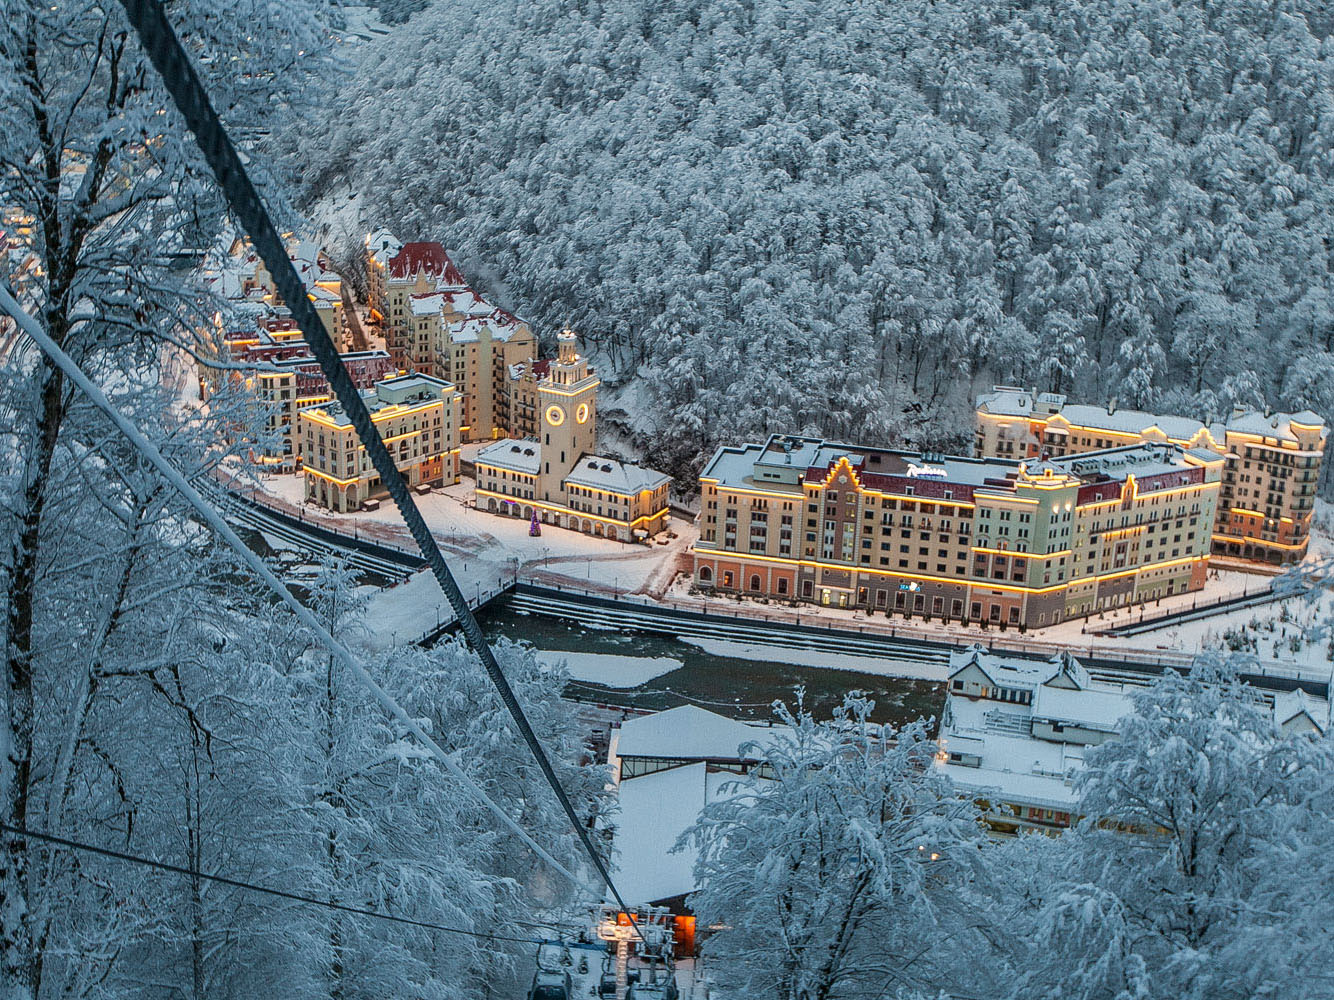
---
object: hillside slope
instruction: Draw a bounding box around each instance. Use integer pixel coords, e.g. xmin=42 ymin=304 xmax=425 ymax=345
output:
xmin=299 ymin=0 xmax=1334 ymax=479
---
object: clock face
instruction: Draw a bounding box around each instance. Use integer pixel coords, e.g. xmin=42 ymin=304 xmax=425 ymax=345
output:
xmin=575 ymin=402 xmax=591 ymax=424
xmin=545 ymin=404 xmax=566 ymax=427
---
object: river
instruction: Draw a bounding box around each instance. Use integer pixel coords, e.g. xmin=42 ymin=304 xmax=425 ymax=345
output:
xmin=477 ymin=594 xmax=944 ymax=729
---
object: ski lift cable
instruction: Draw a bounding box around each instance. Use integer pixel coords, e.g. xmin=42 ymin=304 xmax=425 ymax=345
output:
xmin=0 ymin=822 xmax=546 ymax=945
xmin=111 ymin=0 xmax=642 ymax=933
xmin=0 ymin=282 xmax=579 ymax=891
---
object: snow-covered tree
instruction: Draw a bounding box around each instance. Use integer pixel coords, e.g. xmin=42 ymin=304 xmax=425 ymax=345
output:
xmin=0 ymin=4 xmax=328 ymax=994
xmin=995 ymin=661 xmax=1334 ymax=1000
xmin=683 ymin=695 xmax=991 ymax=1000
xmin=297 ymin=0 xmax=1334 ymax=481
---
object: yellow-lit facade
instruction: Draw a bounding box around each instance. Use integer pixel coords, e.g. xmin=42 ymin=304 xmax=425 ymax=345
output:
xmin=475 ymin=331 xmax=671 ymax=541
xmin=975 ymin=388 xmax=1327 ymax=564
xmin=367 ymin=235 xmax=538 ymax=442
xmin=246 ymin=350 xmax=399 ymax=469
xmin=299 ymin=374 xmax=462 ymax=513
xmin=692 ymin=435 xmax=1220 ymax=628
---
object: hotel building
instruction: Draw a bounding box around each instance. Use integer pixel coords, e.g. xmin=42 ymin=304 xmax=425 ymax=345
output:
xmin=243 ymin=348 xmax=398 ymax=469
xmin=938 ymin=646 xmax=1329 ymax=834
xmin=212 ymin=235 xmax=346 ymax=345
xmin=474 ymin=330 xmax=671 ymax=541
xmin=365 ymin=235 xmax=539 ymax=442
xmin=975 ymin=388 xmax=1327 ymax=564
xmin=364 ymin=228 xmax=402 ymax=325
xmin=691 ymin=435 xmax=1221 ymax=628
xmin=502 ymin=358 xmax=549 ymax=440
xmin=298 ymin=373 xmax=462 ymax=513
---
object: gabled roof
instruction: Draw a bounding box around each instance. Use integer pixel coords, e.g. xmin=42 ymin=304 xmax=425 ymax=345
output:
xmin=948 ymin=645 xmax=1056 ymax=689
xmin=365 ymin=228 xmax=402 ymax=266
xmin=477 ymin=438 xmax=541 ymax=475
xmin=1274 ymin=688 xmax=1328 ymax=734
xmin=387 ymin=241 xmax=465 ymax=283
xmin=564 ymin=454 xmax=672 ymax=496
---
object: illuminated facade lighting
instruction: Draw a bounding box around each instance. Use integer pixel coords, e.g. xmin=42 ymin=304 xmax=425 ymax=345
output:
xmin=692 ymin=433 xmax=1220 ymax=629
xmin=974 ymin=387 xmax=1327 ymax=565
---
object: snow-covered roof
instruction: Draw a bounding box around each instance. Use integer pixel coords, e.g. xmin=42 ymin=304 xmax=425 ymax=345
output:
xmin=476 ymin=438 xmax=541 ymax=476
xmin=449 ymin=316 xmax=526 ymax=344
xmin=1273 ymin=688 xmax=1329 ymax=734
xmin=307 ymin=284 xmax=340 ymax=304
xmin=1225 ymin=410 xmax=1328 ymax=444
xmin=1057 ymin=404 xmax=1208 ymax=443
xmin=940 ymin=760 xmax=1080 ymax=811
xmin=508 ymin=358 xmax=550 ymax=382
xmin=976 ymin=386 xmax=1037 ymax=417
xmin=564 ymin=455 xmax=671 ymax=496
xmin=610 ymin=763 xmax=739 ymax=905
xmin=949 ymin=646 xmax=1060 ymax=689
xmin=366 ymin=228 xmax=402 ymax=265
xmin=410 ymin=292 xmax=443 ymax=316
xmin=1030 ymin=686 xmax=1132 ymax=733
xmin=938 ymin=698 xmax=1086 ymax=811
xmin=300 ymin=374 xmax=454 ymax=427
xmin=614 ymin=705 xmax=775 ymax=762
xmin=387 ymin=241 xmax=465 ymax=283
xmin=1052 ymin=443 xmax=1212 ymax=485
xmin=700 ymin=441 xmax=805 ymax=494
xmin=439 ymin=288 xmax=493 ymax=318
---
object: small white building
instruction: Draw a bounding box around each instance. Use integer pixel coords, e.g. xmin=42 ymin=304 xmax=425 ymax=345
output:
xmin=938 ymin=644 xmax=1331 ymax=834
xmin=606 ymin=705 xmax=783 ymax=916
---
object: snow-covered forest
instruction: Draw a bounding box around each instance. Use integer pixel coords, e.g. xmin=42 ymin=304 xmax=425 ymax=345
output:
xmin=686 ymin=669 xmax=1334 ymax=1000
xmin=0 ymin=3 xmax=602 ymax=996
xmin=299 ymin=0 xmax=1334 ymax=478
xmin=4 ymin=0 xmax=1334 ymax=997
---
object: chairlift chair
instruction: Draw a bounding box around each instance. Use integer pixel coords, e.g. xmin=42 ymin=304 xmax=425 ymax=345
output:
xmin=526 ymin=967 xmax=572 ymax=1000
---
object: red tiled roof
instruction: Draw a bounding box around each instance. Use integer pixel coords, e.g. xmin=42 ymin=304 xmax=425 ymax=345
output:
xmin=387 ymin=241 xmax=465 ymax=284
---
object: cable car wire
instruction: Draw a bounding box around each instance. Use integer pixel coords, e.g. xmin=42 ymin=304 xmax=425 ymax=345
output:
xmin=109 ymin=0 xmax=642 ymax=932
xmin=0 ymin=282 xmax=581 ymax=889
xmin=0 ymin=822 xmax=545 ymax=945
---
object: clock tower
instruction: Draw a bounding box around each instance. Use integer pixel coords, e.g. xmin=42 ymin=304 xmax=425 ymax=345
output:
xmin=538 ymin=328 xmax=600 ymax=503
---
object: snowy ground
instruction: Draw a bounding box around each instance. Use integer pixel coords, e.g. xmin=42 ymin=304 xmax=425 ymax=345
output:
xmin=1144 ymin=591 xmax=1334 ymax=667
xmin=240 ymin=467 xmax=1333 ymax=677
xmin=239 ymin=468 xmax=696 ymax=646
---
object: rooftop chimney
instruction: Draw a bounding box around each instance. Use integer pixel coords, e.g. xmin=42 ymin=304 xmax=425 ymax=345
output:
xmin=1107 ymin=397 xmax=1118 ymax=416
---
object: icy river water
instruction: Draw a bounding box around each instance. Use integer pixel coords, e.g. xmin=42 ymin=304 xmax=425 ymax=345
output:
xmin=475 ymin=595 xmax=944 ymax=728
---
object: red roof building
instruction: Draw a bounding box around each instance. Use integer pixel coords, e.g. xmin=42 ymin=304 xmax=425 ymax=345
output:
xmin=387 ymin=241 xmax=465 ymax=285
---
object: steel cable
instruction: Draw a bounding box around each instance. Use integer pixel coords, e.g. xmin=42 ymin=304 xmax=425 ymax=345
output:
xmin=111 ymin=0 xmax=640 ymax=926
